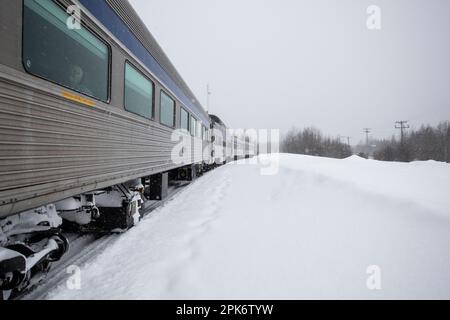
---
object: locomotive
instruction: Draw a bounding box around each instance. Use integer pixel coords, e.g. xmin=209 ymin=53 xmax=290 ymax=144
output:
xmin=0 ymin=0 xmax=255 ymax=299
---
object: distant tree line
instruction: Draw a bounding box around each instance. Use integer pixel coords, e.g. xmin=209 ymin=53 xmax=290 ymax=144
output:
xmin=373 ymin=122 xmax=450 ymax=163
xmin=281 ymin=127 xmax=352 ymax=159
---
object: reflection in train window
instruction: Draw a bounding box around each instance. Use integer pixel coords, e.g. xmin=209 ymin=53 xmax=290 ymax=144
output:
xmin=190 ymin=116 xmax=197 ymax=137
xmin=197 ymin=122 xmax=202 ymax=138
xmin=23 ymin=0 xmax=110 ymax=102
xmin=160 ymin=91 xmax=175 ymax=128
xmin=180 ymin=108 xmax=189 ymax=131
xmin=125 ymin=62 xmax=154 ymax=119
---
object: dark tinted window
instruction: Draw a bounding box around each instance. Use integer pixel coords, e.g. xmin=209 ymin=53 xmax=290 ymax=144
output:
xmin=23 ymin=0 xmax=109 ymax=102
xmin=160 ymin=91 xmax=175 ymax=127
xmin=180 ymin=108 xmax=189 ymax=131
xmin=124 ymin=62 xmax=154 ymax=119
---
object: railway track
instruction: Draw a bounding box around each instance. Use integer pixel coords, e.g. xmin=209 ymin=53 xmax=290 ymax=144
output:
xmin=16 ymin=181 xmax=192 ymax=300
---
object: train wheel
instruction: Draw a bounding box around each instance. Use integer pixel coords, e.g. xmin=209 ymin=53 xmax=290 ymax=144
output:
xmin=48 ymin=234 xmax=69 ymax=262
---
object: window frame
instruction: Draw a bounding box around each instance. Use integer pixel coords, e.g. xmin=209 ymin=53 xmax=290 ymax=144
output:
xmin=159 ymin=90 xmax=176 ymax=128
xmin=180 ymin=107 xmax=190 ymax=132
xmin=197 ymin=122 xmax=202 ymax=139
xmin=190 ymin=115 xmax=197 ymax=137
xmin=21 ymin=0 xmax=112 ymax=104
xmin=123 ymin=60 xmax=155 ymax=120
xmin=203 ymin=127 xmax=206 ymax=141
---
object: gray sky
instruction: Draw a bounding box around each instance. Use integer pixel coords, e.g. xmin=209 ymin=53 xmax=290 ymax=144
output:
xmin=129 ymin=0 xmax=450 ymax=144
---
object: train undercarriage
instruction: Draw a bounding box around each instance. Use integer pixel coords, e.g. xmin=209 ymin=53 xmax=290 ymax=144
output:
xmin=0 ymin=163 xmax=214 ymax=300
xmin=0 ymin=205 xmax=68 ymax=300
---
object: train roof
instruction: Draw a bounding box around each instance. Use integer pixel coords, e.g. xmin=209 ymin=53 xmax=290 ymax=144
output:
xmin=209 ymin=114 xmax=227 ymax=128
xmin=78 ymin=0 xmax=210 ymax=124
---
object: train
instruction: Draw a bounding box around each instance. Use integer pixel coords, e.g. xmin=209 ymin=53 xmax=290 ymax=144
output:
xmin=0 ymin=0 xmax=256 ymax=299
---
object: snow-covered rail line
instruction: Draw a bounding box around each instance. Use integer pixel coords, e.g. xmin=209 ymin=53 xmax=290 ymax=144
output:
xmin=15 ymin=181 xmax=193 ymax=300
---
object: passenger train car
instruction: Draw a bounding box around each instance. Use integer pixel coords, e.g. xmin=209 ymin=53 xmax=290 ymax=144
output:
xmin=0 ymin=0 xmax=255 ymax=299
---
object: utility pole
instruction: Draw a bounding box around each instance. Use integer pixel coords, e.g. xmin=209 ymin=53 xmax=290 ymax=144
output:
xmin=363 ymin=128 xmax=371 ymax=147
xmin=445 ymin=120 xmax=449 ymax=163
xmin=395 ymin=121 xmax=410 ymax=144
xmin=339 ymin=136 xmax=351 ymax=146
xmin=206 ymin=84 xmax=211 ymax=114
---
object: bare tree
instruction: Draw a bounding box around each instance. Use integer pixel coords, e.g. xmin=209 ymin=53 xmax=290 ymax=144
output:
xmin=373 ymin=121 xmax=450 ymax=163
xmin=281 ymin=127 xmax=352 ymax=159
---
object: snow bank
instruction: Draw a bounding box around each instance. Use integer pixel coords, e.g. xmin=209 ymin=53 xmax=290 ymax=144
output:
xmin=276 ymin=154 xmax=450 ymax=218
xmin=45 ymin=154 xmax=450 ymax=300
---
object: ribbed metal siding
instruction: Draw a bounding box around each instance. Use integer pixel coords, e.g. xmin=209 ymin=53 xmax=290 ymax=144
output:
xmin=0 ymin=66 xmax=186 ymax=217
xmin=0 ymin=0 xmax=209 ymax=218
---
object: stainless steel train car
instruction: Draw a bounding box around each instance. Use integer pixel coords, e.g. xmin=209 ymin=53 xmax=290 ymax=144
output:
xmin=0 ymin=0 xmax=213 ymax=220
xmin=209 ymin=114 xmax=257 ymax=162
xmin=0 ymin=0 xmax=254 ymax=299
xmin=209 ymin=114 xmax=227 ymax=165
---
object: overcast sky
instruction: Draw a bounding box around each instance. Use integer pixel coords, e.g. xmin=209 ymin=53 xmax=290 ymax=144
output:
xmin=129 ymin=0 xmax=450 ymax=144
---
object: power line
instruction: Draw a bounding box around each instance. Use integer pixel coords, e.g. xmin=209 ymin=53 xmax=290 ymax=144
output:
xmin=395 ymin=121 xmax=410 ymax=144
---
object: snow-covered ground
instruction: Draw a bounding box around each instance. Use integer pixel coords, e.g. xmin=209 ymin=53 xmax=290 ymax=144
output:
xmin=46 ymin=154 xmax=450 ymax=300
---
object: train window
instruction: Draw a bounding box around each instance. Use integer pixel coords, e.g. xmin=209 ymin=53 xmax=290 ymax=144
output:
xmin=160 ymin=91 xmax=175 ymax=128
xmin=180 ymin=108 xmax=189 ymax=132
xmin=23 ymin=0 xmax=110 ymax=102
xmin=190 ymin=116 xmax=197 ymax=137
xmin=197 ymin=123 xmax=202 ymax=138
xmin=124 ymin=62 xmax=154 ymax=119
